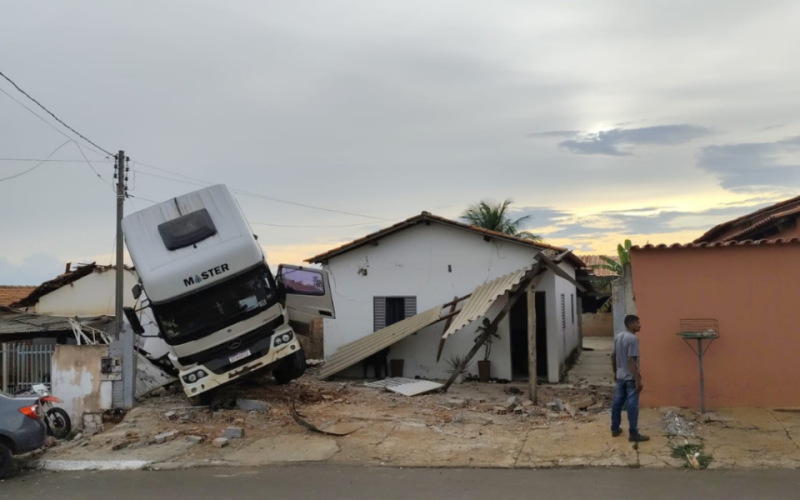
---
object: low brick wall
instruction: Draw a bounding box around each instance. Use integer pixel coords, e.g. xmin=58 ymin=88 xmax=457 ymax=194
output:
xmin=581 ymin=313 xmax=613 ymax=337
xmin=298 ymin=318 xmax=324 ymax=359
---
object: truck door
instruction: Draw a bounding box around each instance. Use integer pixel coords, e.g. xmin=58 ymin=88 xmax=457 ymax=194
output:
xmin=277 ymin=265 xmax=336 ymax=333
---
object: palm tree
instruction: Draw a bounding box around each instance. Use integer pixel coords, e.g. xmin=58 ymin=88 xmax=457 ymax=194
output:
xmin=460 ymin=199 xmax=541 ymax=241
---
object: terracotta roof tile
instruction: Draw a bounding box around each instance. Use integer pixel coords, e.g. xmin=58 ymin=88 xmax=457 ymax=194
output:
xmin=305 ymin=212 xmax=586 ymax=268
xmin=578 ymin=255 xmax=619 ymax=276
xmin=0 ymin=286 xmax=36 ymax=307
xmin=632 ymin=237 xmax=800 ymax=251
xmin=694 ymin=195 xmax=800 ymax=243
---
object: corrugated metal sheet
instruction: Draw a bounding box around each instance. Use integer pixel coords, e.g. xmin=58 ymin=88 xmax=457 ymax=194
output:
xmin=442 ymin=266 xmax=531 ymax=339
xmin=0 ymin=306 xmax=109 ymax=339
xmin=318 ymin=306 xmax=443 ymax=380
xmin=135 ymin=353 xmax=177 ymax=399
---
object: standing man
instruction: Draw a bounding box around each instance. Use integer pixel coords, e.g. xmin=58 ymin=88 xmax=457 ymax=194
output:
xmin=611 ymin=314 xmax=649 ymax=442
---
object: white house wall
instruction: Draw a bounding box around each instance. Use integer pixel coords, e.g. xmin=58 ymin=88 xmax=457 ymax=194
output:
xmin=34 ymin=269 xmax=138 ymax=316
xmin=322 ymin=223 xmax=577 ymax=382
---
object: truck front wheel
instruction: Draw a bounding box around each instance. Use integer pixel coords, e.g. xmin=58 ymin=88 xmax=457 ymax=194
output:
xmin=274 ymin=349 xmax=306 ymax=385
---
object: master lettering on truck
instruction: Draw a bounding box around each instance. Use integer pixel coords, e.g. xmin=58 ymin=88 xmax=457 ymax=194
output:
xmin=183 ymin=263 xmax=230 ymax=287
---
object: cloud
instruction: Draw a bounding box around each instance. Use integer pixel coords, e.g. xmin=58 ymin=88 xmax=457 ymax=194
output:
xmin=557 ymin=124 xmax=712 ymax=156
xmin=0 ymin=254 xmax=66 ymax=286
xmin=697 ymin=136 xmax=800 ymax=191
xmin=528 ymin=130 xmax=580 ymax=138
xmin=510 ymin=207 xmax=572 ymax=229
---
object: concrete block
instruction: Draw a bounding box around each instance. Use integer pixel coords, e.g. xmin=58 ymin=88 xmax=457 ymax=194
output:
xmin=224 ymin=427 xmax=244 ymax=439
xmin=213 ymin=437 xmax=229 ymax=448
xmin=164 ymin=411 xmax=177 ymax=420
xmin=236 ymin=399 xmax=270 ymax=412
xmin=522 ymin=400 xmax=534 ymax=409
xmin=513 ymin=405 xmax=524 ymax=415
xmin=447 ymin=398 xmax=467 ymax=409
xmin=494 ymin=406 xmax=508 ymax=415
xmin=546 ymin=412 xmax=560 ymax=420
xmin=153 ymin=431 xmax=177 ymax=444
xmin=553 ymin=398 xmax=565 ymax=412
xmin=186 ymin=435 xmax=204 ymax=444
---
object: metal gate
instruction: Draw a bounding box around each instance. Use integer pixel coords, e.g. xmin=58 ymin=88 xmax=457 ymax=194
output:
xmin=1 ymin=342 xmax=56 ymax=394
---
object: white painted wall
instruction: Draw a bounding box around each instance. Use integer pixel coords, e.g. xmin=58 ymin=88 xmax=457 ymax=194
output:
xmin=322 ymin=223 xmax=578 ymax=382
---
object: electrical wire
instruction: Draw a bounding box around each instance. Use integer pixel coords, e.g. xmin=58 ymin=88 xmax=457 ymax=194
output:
xmin=0 ymin=140 xmax=72 ymax=182
xmin=132 ymin=165 xmax=391 ymax=221
xmin=75 ymin=142 xmax=114 ymax=191
xmin=0 ymin=158 xmax=113 ymax=163
xmin=0 ymin=69 xmax=114 ymax=157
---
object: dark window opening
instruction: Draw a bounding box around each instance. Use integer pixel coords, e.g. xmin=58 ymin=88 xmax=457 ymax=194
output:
xmin=152 ymin=264 xmax=277 ymax=345
xmin=373 ymin=296 xmax=417 ymax=331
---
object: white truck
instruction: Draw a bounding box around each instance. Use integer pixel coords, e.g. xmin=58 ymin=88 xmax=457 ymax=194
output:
xmin=121 ymin=184 xmax=335 ymax=403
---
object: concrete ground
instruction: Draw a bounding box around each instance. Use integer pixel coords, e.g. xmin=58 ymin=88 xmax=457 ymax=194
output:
xmin=5 ymin=466 xmax=800 ymax=499
xmin=568 ymin=336 xmax=614 ymax=387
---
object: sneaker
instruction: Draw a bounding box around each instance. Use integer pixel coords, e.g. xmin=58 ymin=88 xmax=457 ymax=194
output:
xmin=611 ymin=429 xmax=623 ymax=437
xmin=629 ymin=434 xmax=650 ymax=442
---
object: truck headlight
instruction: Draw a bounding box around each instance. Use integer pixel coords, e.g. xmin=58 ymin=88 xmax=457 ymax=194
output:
xmin=281 ymin=333 xmax=291 ymax=343
xmin=182 ymin=370 xmax=208 ymax=384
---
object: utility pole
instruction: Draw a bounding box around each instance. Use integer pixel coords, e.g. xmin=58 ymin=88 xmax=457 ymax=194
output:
xmin=115 ymin=151 xmax=135 ymax=408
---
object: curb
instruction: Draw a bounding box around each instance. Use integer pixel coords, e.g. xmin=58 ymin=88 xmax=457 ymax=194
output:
xmin=28 ymin=460 xmax=152 ymax=471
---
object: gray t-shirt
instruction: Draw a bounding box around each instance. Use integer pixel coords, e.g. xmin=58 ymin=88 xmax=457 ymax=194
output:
xmin=614 ymin=331 xmax=640 ymax=381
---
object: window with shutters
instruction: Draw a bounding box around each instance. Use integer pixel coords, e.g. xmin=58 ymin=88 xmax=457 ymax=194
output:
xmin=373 ymin=296 xmax=417 ymax=331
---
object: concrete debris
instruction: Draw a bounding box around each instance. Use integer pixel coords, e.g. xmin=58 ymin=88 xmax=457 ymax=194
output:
xmin=573 ymin=397 xmax=596 ymax=410
xmin=564 ymin=402 xmax=577 ymax=418
xmin=212 ymin=437 xmax=229 ymax=448
xmin=111 ymin=442 xmax=129 ymax=451
xmin=506 ymin=396 xmax=520 ymax=406
xmin=180 ymin=412 xmax=192 ymax=421
xmin=151 ymin=431 xmax=177 ymax=444
xmin=522 ymin=400 xmax=534 ymax=409
xmin=529 ymin=408 xmax=545 ymax=417
xmin=306 ymin=359 xmax=325 ymax=367
xmin=322 ymin=395 xmax=334 ymax=401
xmin=72 ymin=433 xmax=83 ymax=442
xmin=185 ymin=435 xmax=204 ymax=444
xmin=235 ymin=399 xmax=270 ymax=412
xmin=546 ymin=412 xmax=560 ymax=421
xmin=663 ymin=410 xmax=695 ymax=437
xmin=494 ymin=406 xmax=509 ymax=415
xmin=553 ymin=398 xmax=565 ymax=412
xmin=224 ymin=427 xmax=244 ymax=439
xmin=513 ymin=405 xmax=524 ymax=415
xmin=587 ymin=403 xmax=605 ymax=414
xmin=447 ymin=398 xmax=467 ymax=409
xmin=477 ymin=403 xmax=497 ymax=412
xmin=164 ymin=411 xmax=177 ymax=420
xmin=454 ymin=413 xmax=465 ymax=423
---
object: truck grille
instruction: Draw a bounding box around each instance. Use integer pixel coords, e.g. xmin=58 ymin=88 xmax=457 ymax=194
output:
xmin=177 ymin=315 xmax=283 ymax=367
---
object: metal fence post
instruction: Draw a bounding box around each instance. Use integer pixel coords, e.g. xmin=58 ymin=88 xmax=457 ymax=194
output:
xmin=1 ymin=343 xmax=8 ymax=393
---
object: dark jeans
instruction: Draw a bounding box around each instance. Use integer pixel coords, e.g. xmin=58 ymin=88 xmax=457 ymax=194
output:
xmin=611 ymin=379 xmax=640 ymax=436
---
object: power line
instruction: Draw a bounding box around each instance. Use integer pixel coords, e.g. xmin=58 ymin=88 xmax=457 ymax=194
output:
xmin=0 ymin=69 xmax=114 ymax=157
xmin=132 ymin=164 xmax=391 ymax=221
xmin=250 ymin=221 xmax=384 ymax=228
xmin=75 ymin=142 xmax=114 ymax=191
xmin=0 ymin=158 xmax=113 ymax=163
xmin=0 ymin=140 xmax=72 ymax=182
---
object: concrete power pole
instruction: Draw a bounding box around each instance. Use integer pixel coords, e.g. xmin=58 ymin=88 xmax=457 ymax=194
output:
xmin=115 ymin=151 xmax=135 ymax=408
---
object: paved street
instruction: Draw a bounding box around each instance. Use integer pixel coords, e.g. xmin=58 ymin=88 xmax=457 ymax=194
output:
xmin=3 ymin=465 xmax=799 ymax=499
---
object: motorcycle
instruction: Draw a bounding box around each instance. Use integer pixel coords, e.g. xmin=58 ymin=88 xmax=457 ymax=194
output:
xmin=31 ymin=384 xmax=72 ymax=439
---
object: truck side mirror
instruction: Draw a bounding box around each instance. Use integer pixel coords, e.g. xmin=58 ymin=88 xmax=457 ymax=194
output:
xmin=123 ymin=307 xmax=146 ymax=335
xmin=132 ymin=284 xmax=143 ymax=300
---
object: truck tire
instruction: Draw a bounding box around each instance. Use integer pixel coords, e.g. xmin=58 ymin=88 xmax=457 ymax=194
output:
xmin=274 ymin=349 xmax=306 ymax=385
xmin=0 ymin=441 xmax=12 ymax=479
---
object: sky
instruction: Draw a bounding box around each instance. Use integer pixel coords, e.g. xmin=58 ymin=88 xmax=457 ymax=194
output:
xmin=2 ymin=0 xmax=800 ymax=285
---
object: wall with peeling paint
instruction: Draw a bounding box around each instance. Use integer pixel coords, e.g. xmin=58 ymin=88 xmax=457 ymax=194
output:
xmin=52 ymin=345 xmax=112 ymax=428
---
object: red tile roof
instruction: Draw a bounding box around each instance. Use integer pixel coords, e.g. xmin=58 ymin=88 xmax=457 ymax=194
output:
xmin=578 ymin=255 xmax=619 ymax=276
xmin=632 ymin=237 xmax=800 ymax=250
xmin=305 ymin=212 xmax=586 ymax=268
xmin=694 ymin=195 xmax=800 ymax=243
xmin=0 ymin=286 xmax=36 ymax=307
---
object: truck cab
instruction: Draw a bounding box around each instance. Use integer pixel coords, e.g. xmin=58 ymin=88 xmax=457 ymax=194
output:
xmin=122 ymin=185 xmax=334 ymax=402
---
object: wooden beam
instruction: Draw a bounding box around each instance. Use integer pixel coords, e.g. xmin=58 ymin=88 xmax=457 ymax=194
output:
xmin=535 ymin=252 xmax=587 ymax=293
xmin=441 ymin=264 xmax=545 ymax=393
xmin=441 ymin=294 xmax=472 ymax=308
xmin=527 ymin=281 xmax=538 ymax=405
xmin=436 ymin=296 xmax=460 ymax=362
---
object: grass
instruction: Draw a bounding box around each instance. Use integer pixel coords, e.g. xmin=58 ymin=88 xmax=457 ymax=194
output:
xmin=672 ymin=443 xmax=713 ymax=469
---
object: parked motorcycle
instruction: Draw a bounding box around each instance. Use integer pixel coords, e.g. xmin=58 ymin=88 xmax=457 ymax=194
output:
xmin=31 ymin=384 xmax=71 ymax=439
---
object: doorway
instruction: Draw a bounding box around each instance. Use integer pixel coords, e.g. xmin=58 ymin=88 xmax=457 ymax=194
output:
xmin=510 ymin=291 xmax=548 ymax=380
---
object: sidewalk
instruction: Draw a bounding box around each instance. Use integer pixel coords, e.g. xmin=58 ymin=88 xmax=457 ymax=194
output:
xmin=28 ymin=374 xmax=800 ymax=471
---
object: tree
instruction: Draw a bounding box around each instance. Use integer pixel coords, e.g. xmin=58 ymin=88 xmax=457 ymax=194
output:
xmin=460 ymin=199 xmax=541 ymax=241
xmin=591 ymin=240 xmax=633 ymax=313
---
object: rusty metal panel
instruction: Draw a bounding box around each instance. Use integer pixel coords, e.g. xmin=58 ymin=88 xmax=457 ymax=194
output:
xmin=442 ymin=266 xmax=531 ymax=339
xmin=318 ymin=306 xmax=443 ymax=380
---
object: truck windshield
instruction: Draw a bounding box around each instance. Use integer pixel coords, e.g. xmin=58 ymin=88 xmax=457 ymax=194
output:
xmin=152 ymin=265 xmax=277 ymax=344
